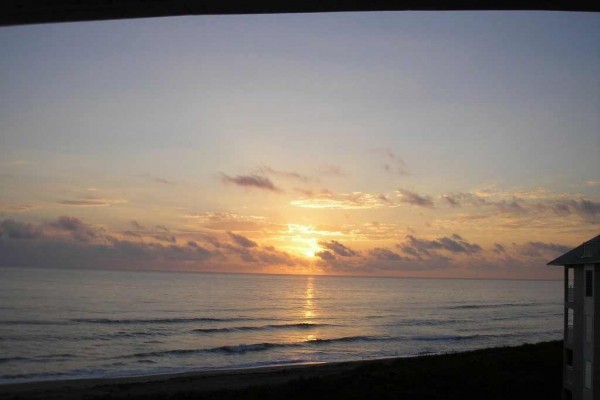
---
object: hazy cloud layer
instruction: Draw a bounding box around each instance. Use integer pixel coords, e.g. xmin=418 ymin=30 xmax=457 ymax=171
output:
xmin=0 ymin=217 xmax=570 ymax=278
xmin=313 ymin=233 xmax=568 ymax=279
xmin=0 ymin=216 xmax=303 ymax=272
xmin=0 ymin=203 xmax=35 ymax=213
xmin=441 ymin=190 xmax=600 ymax=223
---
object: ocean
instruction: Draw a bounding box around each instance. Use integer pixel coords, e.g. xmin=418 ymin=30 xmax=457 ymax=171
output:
xmin=0 ymin=267 xmax=562 ymax=384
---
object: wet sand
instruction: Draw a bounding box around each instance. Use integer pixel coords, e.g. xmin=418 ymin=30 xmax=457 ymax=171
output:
xmin=0 ymin=340 xmax=562 ymax=400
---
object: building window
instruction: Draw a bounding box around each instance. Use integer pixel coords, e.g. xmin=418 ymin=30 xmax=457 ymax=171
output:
xmin=582 ymin=243 xmax=592 ymax=258
xmin=567 ymin=268 xmax=575 ymax=302
xmin=568 ymin=308 xmax=574 ymax=328
xmin=564 ymin=389 xmax=572 ymax=400
xmin=586 ymin=270 xmax=593 ymax=297
xmin=586 ymin=316 xmax=593 ymax=343
xmin=565 ymin=348 xmax=573 ymax=366
xmin=567 ymin=308 xmax=574 ymax=344
xmin=585 ymin=361 xmax=592 ymax=389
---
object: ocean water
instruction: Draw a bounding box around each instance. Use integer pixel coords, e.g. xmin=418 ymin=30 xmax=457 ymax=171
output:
xmin=0 ymin=267 xmax=562 ymax=384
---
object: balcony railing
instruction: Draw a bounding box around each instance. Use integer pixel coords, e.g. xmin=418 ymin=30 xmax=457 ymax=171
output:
xmin=567 ymin=286 xmax=574 ymax=303
xmin=566 ymin=326 xmax=574 ymax=345
xmin=565 ymin=365 xmax=574 ymax=386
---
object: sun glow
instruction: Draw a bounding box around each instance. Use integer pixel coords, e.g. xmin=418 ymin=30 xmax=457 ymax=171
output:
xmin=281 ymin=224 xmax=325 ymax=259
xmin=303 ymin=238 xmax=322 ymax=258
xmin=304 ymin=276 xmax=315 ymax=319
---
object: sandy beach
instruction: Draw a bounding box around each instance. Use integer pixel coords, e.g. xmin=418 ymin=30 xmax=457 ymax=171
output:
xmin=0 ymin=340 xmax=562 ymax=400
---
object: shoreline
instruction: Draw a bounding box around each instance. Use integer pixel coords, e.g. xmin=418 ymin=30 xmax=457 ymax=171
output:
xmin=0 ymin=340 xmax=563 ymax=400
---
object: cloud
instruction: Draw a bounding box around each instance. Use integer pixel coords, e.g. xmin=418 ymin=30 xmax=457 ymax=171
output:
xmin=440 ymin=192 xmax=487 ymax=208
xmin=48 ymin=216 xmax=101 ymax=242
xmin=401 ymin=234 xmax=482 ymax=256
xmin=315 ymin=250 xmax=335 ymax=261
xmin=316 ymin=164 xmax=347 ymax=177
xmin=586 ymin=180 xmax=600 ymax=187
xmin=493 ymin=243 xmax=505 ymax=254
xmin=547 ymin=199 xmax=600 ymax=219
xmin=396 ymin=189 xmax=434 ymax=208
xmin=0 ymin=216 xmax=564 ymax=279
xmin=152 ymin=234 xmax=176 ymax=243
xmin=440 ymin=192 xmax=530 ymax=214
xmin=369 ymin=247 xmax=404 ymax=261
xmin=186 ymin=241 xmax=215 ymax=259
xmin=227 ymin=231 xmax=257 ymax=248
xmin=0 ymin=219 xmax=42 ymax=239
xmin=318 ymin=240 xmax=357 ymax=257
xmin=495 ymin=200 xmax=526 ymax=214
xmin=0 ymin=203 xmax=35 ymax=213
xmin=378 ymin=194 xmax=395 ymax=206
xmin=372 ymin=148 xmax=409 ymax=176
xmin=515 ymin=241 xmax=571 ymax=258
xmin=442 ymin=195 xmax=461 ymax=207
xmin=151 ymin=177 xmax=175 ymax=185
xmin=258 ymin=165 xmax=312 ymax=183
xmin=58 ymin=197 xmax=126 ymax=207
xmin=122 ymin=230 xmax=141 ymax=238
xmin=130 ymin=220 xmax=145 ymax=229
xmin=185 ymin=212 xmax=271 ymax=232
xmin=139 ymin=173 xmax=177 ymax=185
xmin=291 ymin=190 xmax=384 ymax=209
xmin=440 ymin=189 xmax=600 ymax=224
xmin=221 ymin=174 xmax=282 ymax=192
xmin=0 ymin=217 xmax=305 ymax=272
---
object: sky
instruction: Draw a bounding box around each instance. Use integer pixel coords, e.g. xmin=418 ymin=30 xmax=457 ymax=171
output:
xmin=0 ymin=11 xmax=598 ymax=279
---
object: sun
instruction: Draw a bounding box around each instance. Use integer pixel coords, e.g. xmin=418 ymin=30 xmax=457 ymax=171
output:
xmin=282 ymin=224 xmax=328 ymax=260
xmin=302 ymin=238 xmax=322 ymax=259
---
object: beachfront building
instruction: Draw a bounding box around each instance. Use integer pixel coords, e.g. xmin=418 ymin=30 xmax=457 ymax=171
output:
xmin=548 ymin=234 xmax=600 ymax=400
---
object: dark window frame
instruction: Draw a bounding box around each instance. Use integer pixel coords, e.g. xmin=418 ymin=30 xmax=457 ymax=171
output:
xmin=585 ymin=270 xmax=593 ymax=297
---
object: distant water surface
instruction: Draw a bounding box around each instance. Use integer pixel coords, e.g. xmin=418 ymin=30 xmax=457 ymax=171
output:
xmin=0 ymin=267 xmax=562 ymax=384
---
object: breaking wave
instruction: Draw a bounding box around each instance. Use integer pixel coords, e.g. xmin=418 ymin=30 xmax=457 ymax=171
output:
xmin=193 ymin=322 xmax=331 ymax=333
xmin=123 ymin=335 xmax=391 ymax=358
xmin=71 ymin=316 xmax=261 ymax=324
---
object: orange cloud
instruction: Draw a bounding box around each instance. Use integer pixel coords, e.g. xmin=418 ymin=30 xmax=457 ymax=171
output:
xmin=291 ymin=191 xmax=383 ymax=209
